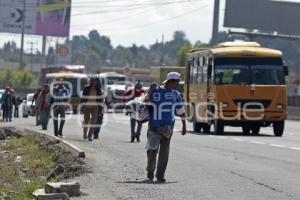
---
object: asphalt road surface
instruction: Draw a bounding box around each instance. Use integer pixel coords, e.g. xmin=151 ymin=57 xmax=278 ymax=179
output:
xmin=5 ymin=113 xmax=300 ymax=200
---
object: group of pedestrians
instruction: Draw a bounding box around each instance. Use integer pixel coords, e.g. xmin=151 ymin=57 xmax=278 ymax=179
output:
xmin=30 ymin=75 xmax=104 ymax=141
xmin=1 ymin=87 xmax=22 ymax=122
xmin=33 ymin=78 xmax=70 ymax=138
xmin=2 ymin=72 xmax=185 ymax=183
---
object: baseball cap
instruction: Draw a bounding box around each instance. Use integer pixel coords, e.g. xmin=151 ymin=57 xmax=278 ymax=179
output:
xmin=162 ymin=72 xmax=181 ymax=84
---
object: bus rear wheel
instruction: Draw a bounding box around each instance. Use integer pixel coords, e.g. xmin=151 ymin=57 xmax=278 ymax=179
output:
xmin=273 ymin=121 xmax=284 ymax=137
xmin=203 ymin=124 xmax=211 ymax=133
xmin=251 ymin=126 xmax=260 ymax=135
xmin=214 ymin=119 xmax=224 ymax=135
xmin=193 ymin=121 xmax=202 ymax=133
xmin=242 ymin=126 xmax=251 ymax=135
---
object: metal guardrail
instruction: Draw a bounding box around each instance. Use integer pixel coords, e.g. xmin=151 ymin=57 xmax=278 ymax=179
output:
xmin=288 ymin=96 xmax=300 ymax=107
xmin=288 ymin=106 xmax=300 ymax=120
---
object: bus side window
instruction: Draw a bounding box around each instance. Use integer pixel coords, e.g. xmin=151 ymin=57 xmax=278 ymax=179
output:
xmin=197 ymin=57 xmax=203 ymax=84
xmin=206 ymin=58 xmax=213 ymax=83
xmin=194 ymin=57 xmax=199 ymax=84
xmin=190 ymin=58 xmax=194 ymax=84
xmin=191 ymin=58 xmax=197 ymax=84
xmin=202 ymin=57 xmax=206 ymax=84
xmin=195 ymin=57 xmax=200 ymax=84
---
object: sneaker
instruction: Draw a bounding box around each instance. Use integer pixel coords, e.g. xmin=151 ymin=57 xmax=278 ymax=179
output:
xmin=83 ymin=135 xmax=87 ymax=140
xmin=88 ymin=137 xmax=93 ymax=142
xmin=147 ymin=172 xmax=154 ymax=180
xmin=59 ymin=135 xmax=65 ymax=139
xmin=156 ymin=177 xmax=166 ymax=183
xmin=130 ymin=138 xmax=135 ymax=143
xmin=93 ymin=134 xmax=99 ymax=140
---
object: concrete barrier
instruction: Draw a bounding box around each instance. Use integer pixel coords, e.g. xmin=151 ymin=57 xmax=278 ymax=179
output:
xmin=24 ymin=128 xmax=86 ymax=158
xmin=288 ymin=106 xmax=300 ymax=120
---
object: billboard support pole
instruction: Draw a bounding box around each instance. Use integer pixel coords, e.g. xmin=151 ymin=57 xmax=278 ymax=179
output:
xmin=19 ymin=0 xmax=26 ymax=69
xmin=42 ymin=35 xmax=47 ymax=67
xmin=42 ymin=36 xmax=46 ymax=56
xmin=211 ymin=0 xmax=220 ymax=46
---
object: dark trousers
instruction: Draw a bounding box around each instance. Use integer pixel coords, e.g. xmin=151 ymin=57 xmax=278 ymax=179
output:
xmin=14 ymin=106 xmax=19 ymax=118
xmin=93 ymin=114 xmax=103 ymax=138
xmin=130 ymin=118 xmax=142 ymax=140
xmin=40 ymin=108 xmax=50 ymax=130
xmin=147 ymin=136 xmax=171 ymax=179
xmin=3 ymin=106 xmax=12 ymax=122
xmin=53 ymin=107 xmax=65 ymax=136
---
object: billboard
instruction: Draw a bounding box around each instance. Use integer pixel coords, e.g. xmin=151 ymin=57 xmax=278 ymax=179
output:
xmin=56 ymin=43 xmax=71 ymax=65
xmin=224 ymin=0 xmax=300 ymax=36
xmin=0 ymin=0 xmax=71 ymax=37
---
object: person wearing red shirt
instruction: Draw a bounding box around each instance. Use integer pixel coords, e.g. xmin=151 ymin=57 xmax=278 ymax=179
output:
xmin=36 ymin=84 xmax=51 ymax=130
xmin=123 ymin=81 xmax=145 ymax=142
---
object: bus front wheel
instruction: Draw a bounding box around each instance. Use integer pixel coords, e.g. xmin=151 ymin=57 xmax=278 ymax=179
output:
xmin=214 ymin=119 xmax=224 ymax=135
xmin=273 ymin=121 xmax=284 ymax=137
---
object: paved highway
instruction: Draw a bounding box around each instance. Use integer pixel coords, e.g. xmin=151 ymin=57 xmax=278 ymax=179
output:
xmin=6 ymin=113 xmax=300 ymax=200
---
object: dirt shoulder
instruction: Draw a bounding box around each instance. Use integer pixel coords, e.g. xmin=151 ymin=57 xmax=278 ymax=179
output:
xmin=0 ymin=128 xmax=88 ymax=200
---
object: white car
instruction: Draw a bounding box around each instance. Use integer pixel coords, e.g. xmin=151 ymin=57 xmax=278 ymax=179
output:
xmin=22 ymin=93 xmax=35 ymax=118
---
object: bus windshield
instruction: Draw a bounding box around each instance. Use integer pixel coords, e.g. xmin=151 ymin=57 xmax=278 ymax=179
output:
xmin=107 ymin=77 xmax=125 ymax=85
xmin=214 ymin=57 xmax=285 ymax=85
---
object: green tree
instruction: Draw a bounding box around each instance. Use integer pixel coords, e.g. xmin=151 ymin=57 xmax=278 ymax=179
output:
xmin=177 ymin=44 xmax=192 ymax=66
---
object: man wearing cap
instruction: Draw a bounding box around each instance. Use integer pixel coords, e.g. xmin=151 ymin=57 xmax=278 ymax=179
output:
xmin=146 ymin=72 xmax=186 ymax=183
xmin=51 ymin=78 xmax=70 ymax=138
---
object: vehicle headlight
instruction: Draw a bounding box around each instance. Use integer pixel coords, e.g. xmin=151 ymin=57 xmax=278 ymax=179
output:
xmin=276 ymin=104 xmax=283 ymax=109
xmin=222 ymin=102 xmax=228 ymax=108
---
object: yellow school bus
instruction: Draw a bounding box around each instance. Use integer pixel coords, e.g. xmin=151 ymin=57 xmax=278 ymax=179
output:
xmin=184 ymin=42 xmax=288 ymax=136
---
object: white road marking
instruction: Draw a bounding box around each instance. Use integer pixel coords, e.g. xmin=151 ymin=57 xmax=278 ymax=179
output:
xmin=289 ymin=147 xmax=300 ymax=151
xmin=250 ymin=141 xmax=266 ymax=145
xmin=218 ymin=136 xmax=229 ymax=139
xmin=231 ymin=138 xmax=244 ymax=142
xmin=269 ymin=144 xmax=286 ymax=148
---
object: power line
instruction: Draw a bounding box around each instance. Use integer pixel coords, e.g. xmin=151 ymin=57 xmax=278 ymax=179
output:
xmin=72 ymin=0 xmax=208 ymax=16
xmin=71 ymin=0 xmax=210 ymax=27
xmin=72 ymin=4 xmax=211 ymax=31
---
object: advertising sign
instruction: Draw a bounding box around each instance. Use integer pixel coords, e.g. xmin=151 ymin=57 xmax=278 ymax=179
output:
xmin=224 ymin=0 xmax=300 ymax=36
xmin=0 ymin=0 xmax=71 ymax=37
xmin=56 ymin=43 xmax=71 ymax=65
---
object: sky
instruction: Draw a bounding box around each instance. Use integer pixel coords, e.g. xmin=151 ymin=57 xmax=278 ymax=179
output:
xmin=69 ymin=0 xmax=214 ymax=46
xmin=0 ymin=0 xmax=215 ymax=51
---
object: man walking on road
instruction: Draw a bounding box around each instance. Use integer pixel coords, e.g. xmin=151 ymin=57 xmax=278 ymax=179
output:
xmin=36 ymin=84 xmax=51 ymax=130
xmin=81 ymin=75 xmax=104 ymax=141
xmin=146 ymin=72 xmax=186 ymax=183
xmin=51 ymin=78 xmax=70 ymax=138
xmin=1 ymin=87 xmax=13 ymax=122
xmin=32 ymin=88 xmax=42 ymax=125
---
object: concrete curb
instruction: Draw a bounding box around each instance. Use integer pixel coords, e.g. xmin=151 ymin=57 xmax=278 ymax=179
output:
xmin=24 ymin=128 xmax=85 ymax=158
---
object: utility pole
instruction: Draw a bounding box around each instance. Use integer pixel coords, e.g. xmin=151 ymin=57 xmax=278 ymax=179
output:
xmin=211 ymin=0 xmax=220 ymax=46
xmin=42 ymin=35 xmax=47 ymax=67
xmin=161 ymin=34 xmax=165 ymax=66
xmin=27 ymin=41 xmax=38 ymax=71
xmin=19 ymin=0 xmax=26 ymax=69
